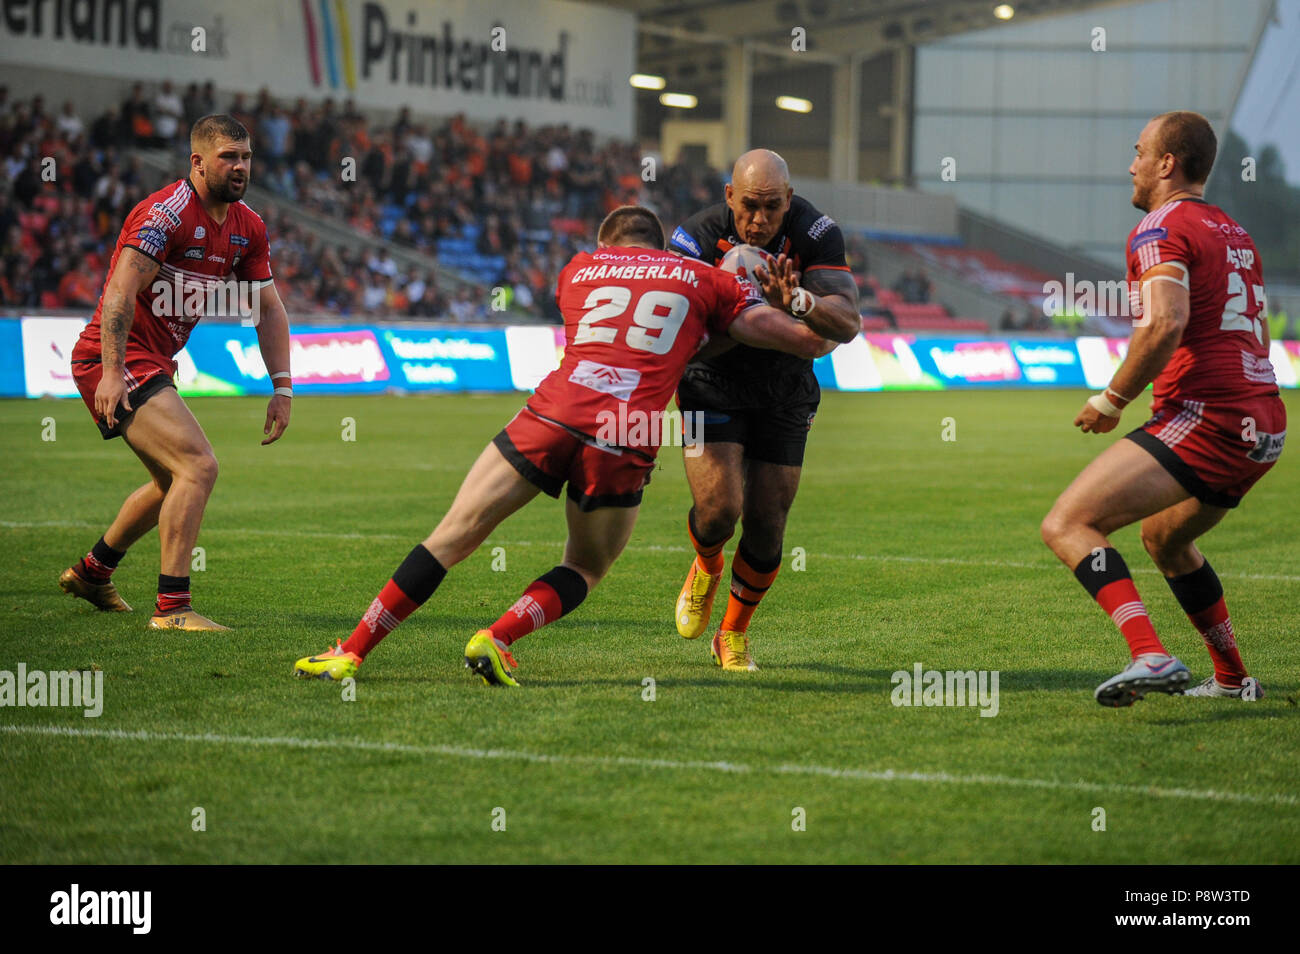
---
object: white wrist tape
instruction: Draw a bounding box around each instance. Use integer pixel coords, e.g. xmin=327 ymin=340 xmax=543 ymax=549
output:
xmin=271 ymin=372 xmax=293 ymax=381
xmin=273 ymin=387 xmax=293 ymax=398
xmin=1088 ymin=392 xmax=1122 ymax=417
xmin=791 ymin=287 xmax=816 ymax=318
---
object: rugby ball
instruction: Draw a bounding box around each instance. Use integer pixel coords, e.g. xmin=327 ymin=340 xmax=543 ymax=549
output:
xmin=719 ymin=244 xmax=774 ymax=284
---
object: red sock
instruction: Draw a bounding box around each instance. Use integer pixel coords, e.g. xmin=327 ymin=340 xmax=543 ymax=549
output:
xmin=490 ymin=580 xmax=564 ymax=646
xmin=720 ymin=546 xmax=781 ymax=634
xmin=156 ymin=591 xmax=190 ymax=613
xmin=1095 ymin=579 xmax=1165 ymax=658
xmin=341 ymin=580 xmax=421 ymax=659
xmin=78 ymin=554 xmax=113 ymax=584
xmin=489 ymin=566 xmax=589 ymax=646
xmin=1188 ymin=599 xmax=1246 ymax=686
xmin=688 ymin=511 xmax=729 ymax=576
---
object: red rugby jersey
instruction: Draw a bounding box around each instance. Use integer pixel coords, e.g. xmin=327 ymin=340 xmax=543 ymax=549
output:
xmin=1125 ymin=198 xmax=1275 ymax=407
xmin=73 ymin=178 xmax=272 ymax=369
xmin=526 ymin=247 xmax=762 ymax=450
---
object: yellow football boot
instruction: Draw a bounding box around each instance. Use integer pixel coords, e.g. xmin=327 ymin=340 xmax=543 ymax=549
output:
xmin=711 ymin=629 xmax=758 ymax=672
xmin=464 ymin=630 xmax=520 ymax=687
xmin=675 ymin=557 xmax=721 ymax=639
xmin=293 ymin=640 xmax=361 ymax=681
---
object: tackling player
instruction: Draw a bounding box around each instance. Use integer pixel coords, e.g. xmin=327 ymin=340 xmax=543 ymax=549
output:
xmin=59 ymin=115 xmax=292 ymax=630
xmin=293 ymin=206 xmax=838 ymax=686
xmin=1041 ymin=111 xmax=1284 ymax=706
xmin=667 ymin=149 xmax=861 ymax=671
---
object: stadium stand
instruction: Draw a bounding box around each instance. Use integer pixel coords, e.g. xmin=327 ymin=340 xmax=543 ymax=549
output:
xmin=2 ymin=85 xmax=1066 ymax=334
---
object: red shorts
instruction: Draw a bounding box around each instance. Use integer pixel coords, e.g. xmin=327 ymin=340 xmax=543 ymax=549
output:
xmin=493 ymin=405 xmax=654 ymax=511
xmin=1126 ymin=394 xmax=1286 ymax=508
xmin=71 ymin=353 xmax=176 ymax=440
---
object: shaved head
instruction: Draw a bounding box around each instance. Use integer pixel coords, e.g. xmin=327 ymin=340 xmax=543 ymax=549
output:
xmin=726 ymin=149 xmax=793 ymax=248
xmin=732 ymin=149 xmax=790 ymax=192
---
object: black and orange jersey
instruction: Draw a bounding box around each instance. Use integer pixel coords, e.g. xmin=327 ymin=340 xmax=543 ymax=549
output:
xmin=669 ymin=194 xmax=848 ymax=382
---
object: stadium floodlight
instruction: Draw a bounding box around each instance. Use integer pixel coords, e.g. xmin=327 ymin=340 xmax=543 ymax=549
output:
xmin=775 ymin=96 xmax=813 ymax=113
xmin=993 ymin=4 xmax=1015 ymax=19
xmin=629 ymin=74 xmax=667 ymax=90
xmin=659 ymin=92 xmax=698 ymax=108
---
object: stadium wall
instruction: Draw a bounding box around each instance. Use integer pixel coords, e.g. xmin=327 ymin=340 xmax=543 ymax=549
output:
xmin=9 ymin=317 xmax=1300 ymax=399
xmin=0 ymin=0 xmax=636 ymax=137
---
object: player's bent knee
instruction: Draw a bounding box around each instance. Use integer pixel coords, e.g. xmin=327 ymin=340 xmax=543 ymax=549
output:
xmin=695 ymin=502 xmax=741 ymax=540
xmin=180 ymin=453 xmax=219 ymax=491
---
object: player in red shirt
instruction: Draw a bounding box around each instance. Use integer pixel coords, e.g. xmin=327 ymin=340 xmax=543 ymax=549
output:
xmin=1041 ymin=111 xmax=1284 ymax=706
xmin=293 ymin=206 xmax=838 ymax=685
xmin=59 ymin=115 xmax=293 ymax=630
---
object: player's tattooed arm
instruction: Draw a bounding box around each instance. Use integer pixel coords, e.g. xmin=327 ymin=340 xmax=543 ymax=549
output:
xmin=100 ymin=247 xmax=160 ymax=369
xmin=797 ymin=268 xmax=862 ymax=343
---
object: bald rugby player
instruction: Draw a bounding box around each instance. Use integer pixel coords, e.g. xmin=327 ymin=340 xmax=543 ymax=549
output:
xmin=668 ymin=149 xmax=861 ymax=671
xmin=1041 ymin=111 xmax=1284 ymax=706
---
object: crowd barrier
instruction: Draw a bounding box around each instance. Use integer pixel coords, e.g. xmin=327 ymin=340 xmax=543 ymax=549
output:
xmin=6 ymin=318 xmax=1299 ymax=398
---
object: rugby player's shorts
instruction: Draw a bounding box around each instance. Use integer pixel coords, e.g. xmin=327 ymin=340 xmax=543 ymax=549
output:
xmin=493 ymin=405 xmax=655 ymax=512
xmin=1125 ymin=394 xmax=1286 ymax=508
xmin=676 ymin=366 xmax=820 ymax=467
xmin=71 ymin=353 xmax=177 ymax=440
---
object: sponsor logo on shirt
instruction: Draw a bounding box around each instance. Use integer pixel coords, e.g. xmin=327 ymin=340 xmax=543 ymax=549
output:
xmin=184 ymin=245 xmax=205 ymax=260
xmin=208 ymin=254 xmax=226 ymax=263
xmin=136 ymin=225 xmax=167 ymax=252
xmin=1130 ymin=227 xmax=1167 ymax=252
xmin=230 ymin=234 xmax=249 ymax=247
xmin=807 ymin=214 xmax=836 ymax=241
xmin=149 ymin=202 xmax=181 ymax=227
xmin=669 ymin=226 xmax=701 ymax=257
xmin=194 ymin=225 xmax=206 ymax=240
xmin=568 ymin=359 xmax=641 ymax=402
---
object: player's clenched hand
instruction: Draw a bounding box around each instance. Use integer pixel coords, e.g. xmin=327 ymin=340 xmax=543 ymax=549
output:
xmin=1074 ymin=401 xmax=1119 ymax=434
xmin=262 ymin=394 xmax=291 ymax=445
xmin=94 ymin=374 xmax=131 ymax=429
xmin=754 ymin=254 xmax=801 ymax=311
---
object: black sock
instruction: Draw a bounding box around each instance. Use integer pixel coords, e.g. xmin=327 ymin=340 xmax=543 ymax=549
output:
xmin=1072 ymin=547 xmax=1132 ymax=598
xmin=735 ymin=540 xmax=782 ymax=576
xmin=538 ymin=565 xmax=588 ymax=617
xmin=158 ymin=574 xmax=190 ymax=594
xmin=91 ymin=536 xmax=125 ymax=569
xmin=1165 ymin=560 xmax=1223 ymax=616
xmin=391 ymin=544 xmax=447 ymax=606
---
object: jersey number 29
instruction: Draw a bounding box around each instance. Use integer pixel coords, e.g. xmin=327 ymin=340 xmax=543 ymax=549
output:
xmin=574 ymin=286 xmax=689 ymax=355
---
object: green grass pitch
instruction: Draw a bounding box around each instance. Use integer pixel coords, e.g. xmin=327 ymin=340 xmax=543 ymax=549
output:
xmin=1 ymin=389 xmax=1297 ymax=864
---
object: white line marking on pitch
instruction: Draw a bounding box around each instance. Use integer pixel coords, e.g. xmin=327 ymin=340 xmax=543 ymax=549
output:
xmin=4 ymin=520 xmax=1298 ymax=582
xmin=3 ymin=724 xmax=1294 ymax=808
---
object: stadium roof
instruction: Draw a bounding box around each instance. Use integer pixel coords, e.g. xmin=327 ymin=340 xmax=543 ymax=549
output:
xmin=580 ymin=0 xmax=1132 ymax=78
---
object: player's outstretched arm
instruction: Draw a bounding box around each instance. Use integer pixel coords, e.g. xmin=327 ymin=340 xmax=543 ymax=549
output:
xmin=252 ymin=281 xmax=293 ymax=445
xmin=756 ymin=256 xmax=861 ymax=343
xmin=727 ymin=304 xmax=836 ymax=359
xmin=1075 ymin=262 xmax=1189 ymax=434
xmin=96 ymin=246 xmax=161 ymax=428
